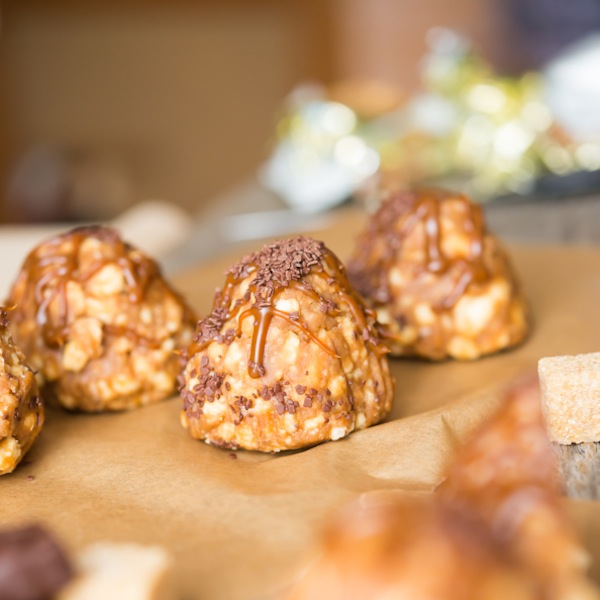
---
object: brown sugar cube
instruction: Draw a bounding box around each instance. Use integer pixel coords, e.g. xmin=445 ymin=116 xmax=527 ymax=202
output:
xmin=539 ymin=352 xmax=600 ymax=499
xmin=7 ymin=226 xmax=196 ymax=412
xmin=0 ymin=308 xmax=44 ymax=475
xmin=180 ymin=236 xmax=394 ymax=452
xmin=347 ymin=188 xmax=529 ymax=360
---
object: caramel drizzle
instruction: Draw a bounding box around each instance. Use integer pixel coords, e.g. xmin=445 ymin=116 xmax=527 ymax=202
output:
xmin=359 ymin=191 xmax=489 ymax=311
xmin=238 ymin=305 xmax=339 ymax=378
xmin=194 ymin=247 xmax=383 ymax=378
xmin=16 ymin=227 xmax=160 ymax=347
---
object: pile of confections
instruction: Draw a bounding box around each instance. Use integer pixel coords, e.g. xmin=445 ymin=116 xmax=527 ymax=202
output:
xmin=1 ymin=187 xmax=599 ymax=599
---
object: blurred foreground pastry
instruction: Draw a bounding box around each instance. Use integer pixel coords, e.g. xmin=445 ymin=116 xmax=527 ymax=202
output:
xmin=0 ymin=524 xmax=72 ymax=600
xmin=348 ymin=188 xmax=529 ymax=360
xmin=59 ymin=543 xmax=173 ymax=600
xmin=180 ymin=236 xmax=393 ymax=452
xmin=8 ymin=226 xmax=195 ymax=411
xmin=0 ymin=308 xmax=44 ymax=475
xmin=0 ymin=523 xmax=172 ymax=600
xmin=287 ymin=379 xmax=598 ymax=600
xmin=539 ymin=352 xmax=600 ymax=499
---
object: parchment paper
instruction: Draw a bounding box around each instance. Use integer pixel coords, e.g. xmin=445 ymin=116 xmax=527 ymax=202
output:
xmin=2 ymin=211 xmax=600 ymax=599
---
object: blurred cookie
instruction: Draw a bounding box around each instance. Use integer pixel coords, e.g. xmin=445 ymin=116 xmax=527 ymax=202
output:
xmin=180 ymin=236 xmax=393 ymax=452
xmin=348 ymin=188 xmax=529 ymax=360
xmin=8 ymin=226 xmax=195 ymax=411
xmin=0 ymin=307 xmax=43 ymax=475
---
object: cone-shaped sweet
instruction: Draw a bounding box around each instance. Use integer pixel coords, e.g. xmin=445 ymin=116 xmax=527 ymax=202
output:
xmin=180 ymin=236 xmax=394 ymax=452
xmin=7 ymin=226 xmax=196 ymax=411
xmin=0 ymin=308 xmax=44 ymax=475
xmin=285 ymin=380 xmax=599 ymax=600
xmin=348 ymin=189 xmax=529 ymax=360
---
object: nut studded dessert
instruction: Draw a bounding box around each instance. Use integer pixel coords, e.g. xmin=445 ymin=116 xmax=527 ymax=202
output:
xmin=440 ymin=378 xmax=595 ymax=598
xmin=286 ymin=379 xmax=599 ymax=600
xmin=180 ymin=236 xmax=393 ymax=452
xmin=539 ymin=352 xmax=600 ymax=499
xmin=0 ymin=307 xmax=44 ymax=475
xmin=347 ymin=188 xmax=529 ymax=360
xmin=7 ymin=226 xmax=196 ymax=412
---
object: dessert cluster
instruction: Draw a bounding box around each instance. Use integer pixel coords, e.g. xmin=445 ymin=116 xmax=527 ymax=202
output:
xmin=7 ymin=226 xmax=196 ymax=412
xmin=348 ymin=188 xmax=529 ymax=360
xmin=179 ymin=236 xmax=393 ymax=452
xmin=286 ymin=380 xmax=599 ymax=599
xmin=1 ymin=186 xmax=599 ymax=599
xmin=1 ymin=186 xmax=532 ymax=467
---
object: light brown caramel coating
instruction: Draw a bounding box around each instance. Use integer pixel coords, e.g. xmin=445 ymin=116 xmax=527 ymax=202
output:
xmin=287 ymin=380 xmax=599 ymax=600
xmin=0 ymin=309 xmax=44 ymax=475
xmin=7 ymin=226 xmax=196 ymax=412
xmin=287 ymin=498 xmax=542 ymax=600
xmin=180 ymin=236 xmax=393 ymax=452
xmin=441 ymin=379 xmax=595 ymax=598
xmin=348 ymin=189 xmax=529 ymax=360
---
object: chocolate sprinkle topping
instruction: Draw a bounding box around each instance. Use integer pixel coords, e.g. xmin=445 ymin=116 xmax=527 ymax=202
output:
xmin=227 ymin=237 xmax=325 ymax=298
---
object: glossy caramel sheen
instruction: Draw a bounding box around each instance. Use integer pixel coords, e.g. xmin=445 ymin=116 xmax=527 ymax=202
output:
xmin=189 ymin=246 xmax=384 ymax=379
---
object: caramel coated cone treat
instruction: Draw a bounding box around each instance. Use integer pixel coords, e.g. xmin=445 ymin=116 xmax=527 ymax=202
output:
xmin=286 ymin=380 xmax=599 ymax=600
xmin=7 ymin=226 xmax=196 ymax=412
xmin=0 ymin=308 xmax=44 ymax=475
xmin=348 ymin=189 xmax=529 ymax=360
xmin=180 ymin=236 xmax=394 ymax=452
xmin=440 ymin=379 xmax=595 ymax=599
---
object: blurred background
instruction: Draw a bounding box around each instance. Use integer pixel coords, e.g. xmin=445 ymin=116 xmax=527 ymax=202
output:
xmin=0 ymin=0 xmax=599 ymax=227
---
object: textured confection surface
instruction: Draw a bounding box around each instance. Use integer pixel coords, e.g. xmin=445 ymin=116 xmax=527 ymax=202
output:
xmin=348 ymin=188 xmax=529 ymax=360
xmin=180 ymin=236 xmax=394 ymax=452
xmin=0 ymin=308 xmax=44 ymax=475
xmin=538 ymin=353 xmax=600 ymax=444
xmin=7 ymin=226 xmax=196 ymax=412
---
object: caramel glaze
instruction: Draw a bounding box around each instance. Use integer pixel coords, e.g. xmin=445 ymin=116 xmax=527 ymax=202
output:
xmin=11 ymin=226 xmax=175 ymax=349
xmin=350 ymin=189 xmax=489 ymax=312
xmin=190 ymin=245 xmax=385 ymax=379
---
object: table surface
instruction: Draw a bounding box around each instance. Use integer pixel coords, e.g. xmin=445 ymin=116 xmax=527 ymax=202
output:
xmin=2 ymin=207 xmax=600 ymax=599
xmin=162 ymin=181 xmax=600 ymax=274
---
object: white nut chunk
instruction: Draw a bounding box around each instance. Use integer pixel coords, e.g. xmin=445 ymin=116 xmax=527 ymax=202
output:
xmin=180 ymin=236 xmax=394 ymax=452
xmin=0 ymin=308 xmax=44 ymax=475
xmin=7 ymin=226 xmax=196 ymax=412
xmin=348 ymin=188 xmax=529 ymax=360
